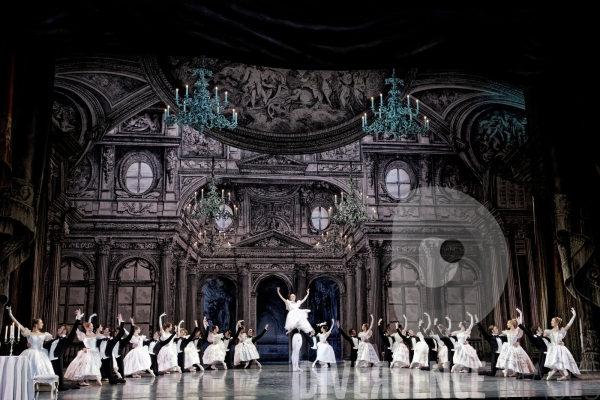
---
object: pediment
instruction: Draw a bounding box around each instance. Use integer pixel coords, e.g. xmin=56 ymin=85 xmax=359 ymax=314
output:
xmin=234 ymin=230 xmax=313 ymax=249
xmin=236 ymin=154 xmax=307 ymax=175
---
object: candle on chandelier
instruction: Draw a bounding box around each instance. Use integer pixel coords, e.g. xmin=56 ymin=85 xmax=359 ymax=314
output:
xmin=225 ymin=91 xmax=228 ymax=103
xmin=167 ymin=105 xmax=170 ymax=117
xmin=10 ymin=323 xmax=14 ymax=339
xmin=215 ymin=86 xmax=218 ymax=97
xmin=176 ymin=88 xmax=179 ymax=102
xmin=371 ymin=97 xmax=374 ymax=109
xmin=186 ymin=85 xmax=189 ymax=96
xmin=4 ymin=325 xmax=6 ymax=340
xmin=17 ymin=327 xmax=19 ymax=340
xmin=222 ymin=189 xmax=224 ymax=199
xmin=228 ymin=192 xmax=231 ymax=201
xmin=380 ymin=93 xmax=383 ymax=107
xmin=163 ymin=108 xmax=167 ymax=121
xmin=416 ymin=100 xmax=419 ymax=114
xmin=407 ymin=95 xmax=410 ymax=108
xmin=201 ymin=189 xmax=204 ymax=199
xmin=334 ymin=194 xmax=337 ymax=205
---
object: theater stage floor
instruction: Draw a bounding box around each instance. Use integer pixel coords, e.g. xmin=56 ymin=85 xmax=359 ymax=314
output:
xmin=36 ymin=363 xmax=600 ymax=399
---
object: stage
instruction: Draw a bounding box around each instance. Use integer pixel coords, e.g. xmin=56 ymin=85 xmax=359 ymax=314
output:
xmin=35 ymin=363 xmax=600 ymax=399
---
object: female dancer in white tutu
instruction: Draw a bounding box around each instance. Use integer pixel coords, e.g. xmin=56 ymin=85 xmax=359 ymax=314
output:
xmin=180 ymin=319 xmax=204 ymax=372
xmin=432 ymin=317 xmax=449 ymax=370
xmin=496 ymin=308 xmax=535 ymax=377
xmin=6 ymin=306 xmax=56 ymax=378
xmin=63 ymin=313 xmax=103 ymax=385
xmin=356 ymin=314 xmax=380 ymax=367
xmin=389 ymin=321 xmax=410 ymax=368
xmin=157 ymin=312 xmax=181 ymax=374
xmin=410 ymin=317 xmax=431 ymax=369
xmin=203 ymin=322 xmax=228 ymax=370
xmin=312 ymin=319 xmax=337 ymax=368
xmin=123 ymin=324 xmax=154 ymax=378
xmin=234 ymin=321 xmax=268 ymax=368
xmin=450 ymin=312 xmax=482 ymax=372
xmin=276 ymin=287 xmax=313 ymax=334
xmin=544 ymin=307 xmax=581 ymax=380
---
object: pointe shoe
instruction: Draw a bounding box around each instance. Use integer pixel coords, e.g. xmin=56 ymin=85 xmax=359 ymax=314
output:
xmin=78 ymin=381 xmax=89 ymax=386
xmin=546 ymin=371 xmax=556 ymax=381
xmin=198 ymin=365 xmax=204 ymax=371
xmin=244 ymin=362 xmax=249 ymax=369
xmin=115 ymin=371 xmax=122 ymax=379
xmin=223 ymin=364 xmax=228 ymax=370
xmin=96 ymin=379 xmax=102 ymax=386
xmin=149 ymin=370 xmax=155 ymax=377
xmin=256 ymin=361 xmax=262 ymax=369
xmin=177 ymin=367 xmax=182 ymax=373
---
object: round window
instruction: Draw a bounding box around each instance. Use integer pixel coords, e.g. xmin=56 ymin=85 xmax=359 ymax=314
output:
xmin=311 ymin=206 xmax=330 ymax=231
xmin=125 ymin=162 xmax=154 ymax=194
xmin=216 ymin=204 xmax=234 ymax=231
xmin=385 ymin=168 xmax=411 ymax=199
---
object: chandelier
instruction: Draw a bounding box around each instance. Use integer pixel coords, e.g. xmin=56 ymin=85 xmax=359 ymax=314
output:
xmin=362 ymin=69 xmax=429 ymax=140
xmin=315 ymin=225 xmax=351 ymax=256
xmin=330 ymin=163 xmax=375 ymax=227
xmin=193 ymin=226 xmax=231 ymax=256
xmin=164 ymin=56 xmax=237 ymax=134
xmin=185 ymin=157 xmax=236 ymax=226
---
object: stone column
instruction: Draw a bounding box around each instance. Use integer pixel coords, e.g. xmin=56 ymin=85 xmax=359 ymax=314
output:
xmin=186 ymin=268 xmax=198 ymax=326
xmin=368 ymin=242 xmax=384 ymax=352
xmin=355 ymin=254 xmax=367 ymax=328
xmin=94 ymin=238 xmax=111 ymax=326
xmin=295 ymin=264 xmax=308 ymax=307
xmin=159 ymin=239 xmax=173 ymax=319
xmin=237 ymin=263 xmax=250 ymax=322
xmin=43 ymin=223 xmax=63 ymax=335
xmin=175 ymin=252 xmax=188 ymax=324
xmin=344 ymin=260 xmax=357 ymax=360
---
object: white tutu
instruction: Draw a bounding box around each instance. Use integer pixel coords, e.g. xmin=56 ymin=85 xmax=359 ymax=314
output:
xmin=437 ymin=345 xmax=448 ymax=366
xmin=20 ymin=331 xmax=55 ymax=377
xmin=157 ymin=334 xmax=178 ymax=372
xmin=284 ymin=300 xmax=313 ymax=334
xmin=184 ymin=342 xmax=201 ymax=368
xmin=123 ymin=336 xmax=152 ymax=375
xmin=357 ymin=343 xmax=380 ymax=364
xmin=391 ymin=341 xmax=410 ymax=367
xmin=316 ymin=342 xmax=336 ymax=363
xmin=203 ymin=333 xmax=226 ymax=364
xmin=452 ymin=330 xmax=482 ymax=370
xmin=496 ymin=343 xmax=535 ymax=374
xmin=544 ymin=329 xmax=580 ymax=374
xmin=64 ymin=331 xmax=102 ymax=381
xmin=235 ymin=335 xmax=260 ymax=363
xmin=410 ymin=341 xmax=430 ymax=368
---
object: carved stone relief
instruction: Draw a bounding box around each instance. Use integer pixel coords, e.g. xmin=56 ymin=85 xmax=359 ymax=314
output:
xmin=320 ymin=141 xmax=360 ymax=161
xmin=75 ymin=73 xmax=146 ymax=104
xmin=120 ymin=111 xmax=162 ymax=133
xmin=180 ymin=125 xmax=224 ymax=157
xmin=52 ymin=93 xmax=82 ymax=138
xmin=415 ymin=88 xmax=477 ymax=114
xmin=472 ymin=108 xmax=527 ymax=165
xmin=67 ymin=155 xmax=98 ymax=197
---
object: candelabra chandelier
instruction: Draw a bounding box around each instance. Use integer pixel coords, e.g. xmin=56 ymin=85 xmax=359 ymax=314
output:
xmin=362 ymin=69 xmax=429 ymax=140
xmin=185 ymin=157 xmax=237 ymax=226
xmin=315 ymin=225 xmax=351 ymax=256
xmin=330 ymin=163 xmax=375 ymax=227
xmin=193 ymin=226 xmax=231 ymax=256
xmin=164 ymin=56 xmax=238 ymax=134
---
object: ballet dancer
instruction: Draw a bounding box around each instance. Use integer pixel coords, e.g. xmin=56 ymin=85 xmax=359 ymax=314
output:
xmin=429 ymin=319 xmax=448 ymax=371
xmin=236 ymin=322 xmax=268 ymax=369
xmin=416 ymin=313 xmax=438 ymax=370
xmin=45 ymin=309 xmax=83 ymax=391
xmin=123 ymin=323 xmax=154 ymax=378
xmin=544 ymin=307 xmax=581 ymax=380
xmin=6 ymin=306 xmax=56 ymax=378
xmin=276 ymin=287 xmax=313 ymax=334
xmin=100 ymin=314 xmax=128 ymax=385
xmin=203 ymin=322 xmax=228 ymax=370
xmin=517 ymin=308 xmax=551 ymax=380
xmin=410 ymin=318 xmax=430 ymax=370
xmin=435 ymin=317 xmax=456 ymax=372
xmin=144 ymin=331 xmax=163 ymax=376
xmin=223 ymin=324 xmax=242 ymax=369
xmin=450 ymin=312 xmax=482 ymax=373
xmin=64 ymin=313 xmax=103 ymax=386
xmin=312 ymin=319 xmax=337 ymax=368
xmin=495 ymin=309 xmax=535 ymax=377
xmin=476 ymin=314 xmax=507 ymax=376
xmin=389 ymin=322 xmax=410 ymax=369
xmin=399 ymin=315 xmax=418 ymax=365
xmin=356 ymin=314 xmax=380 ymax=367
xmin=157 ymin=313 xmax=182 ymax=374
xmin=176 ymin=320 xmax=201 ymax=372
xmin=291 ymin=328 xmax=304 ymax=372
xmin=113 ymin=323 xmax=134 ymax=379
xmin=337 ymin=321 xmax=359 ymax=366
xmin=378 ymin=318 xmax=395 ymax=364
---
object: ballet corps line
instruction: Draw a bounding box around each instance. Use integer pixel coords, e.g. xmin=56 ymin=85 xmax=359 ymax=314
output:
xmin=3 ymin=292 xmax=581 ymax=393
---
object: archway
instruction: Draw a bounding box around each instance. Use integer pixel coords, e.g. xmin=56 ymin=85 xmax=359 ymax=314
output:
xmin=256 ymin=276 xmax=289 ymax=361
xmin=203 ymin=277 xmax=237 ymax=334
xmin=308 ymin=277 xmax=341 ymax=360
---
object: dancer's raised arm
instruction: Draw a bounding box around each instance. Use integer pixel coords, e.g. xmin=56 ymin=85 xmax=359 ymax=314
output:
xmin=276 ymin=287 xmax=287 ymax=303
xmin=516 ymin=308 xmax=523 ymax=326
xmin=177 ymin=320 xmax=184 ymax=335
xmin=565 ymin=308 xmax=576 ymax=331
xmin=5 ymin=307 xmax=26 ymax=334
xmin=159 ymin=312 xmax=166 ymax=335
xmin=402 ymin=315 xmax=408 ymax=333
xmin=466 ymin=312 xmax=474 ymax=331
xmin=298 ymin=288 xmax=310 ymax=305
xmin=445 ymin=316 xmax=452 ymax=331
xmin=424 ymin=313 xmax=432 ymax=330
xmin=368 ymin=314 xmax=374 ymax=334
xmin=88 ymin=313 xmax=97 ymax=324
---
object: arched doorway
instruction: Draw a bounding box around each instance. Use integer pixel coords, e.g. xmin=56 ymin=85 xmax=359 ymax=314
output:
xmin=308 ymin=277 xmax=341 ymax=360
xmin=203 ymin=277 xmax=237 ymax=334
xmin=256 ymin=276 xmax=289 ymax=361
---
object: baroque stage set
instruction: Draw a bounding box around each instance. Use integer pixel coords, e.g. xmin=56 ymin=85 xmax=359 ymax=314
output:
xmin=0 ymin=4 xmax=598 ymax=399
